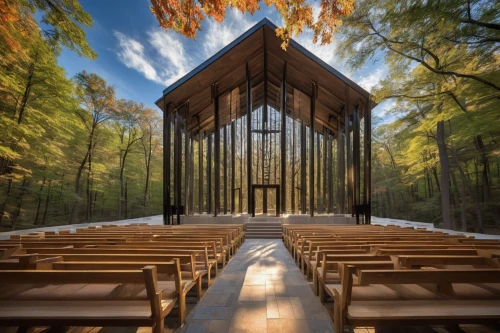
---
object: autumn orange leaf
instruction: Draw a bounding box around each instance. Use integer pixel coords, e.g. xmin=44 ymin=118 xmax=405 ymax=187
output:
xmin=150 ymin=0 xmax=355 ymax=49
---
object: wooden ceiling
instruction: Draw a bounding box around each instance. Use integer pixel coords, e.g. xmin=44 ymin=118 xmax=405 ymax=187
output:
xmin=155 ymin=19 xmax=372 ymax=137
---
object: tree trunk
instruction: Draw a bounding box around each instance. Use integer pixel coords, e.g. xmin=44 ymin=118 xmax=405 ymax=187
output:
xmin=436 ymin=120 xmax=451 ymax=229
xmin=41 ymin=180 xmax=51 ymax=225
xmin=143 ymin=131 xmax=152 ymax=217
xmin=11 ymin=178 xmax=29 ymax=231
xmin=70 ymin=150 xmax=89 ymax=224
xmin=475 ymin=135 xmax=500 ymax=226
xmin=386 ymin=187 xmax=392 ymax=217
xmin=0 ymin=179 xmax=12 ymax=227
xmin=451 ymin=145 xmax=484 ymax=233
xmin=432 ymin=167 xmax=441 ymax=192
xmin=34 ymin=177 xmax=46 ymax=225
xmin=17 ymin=61 xmax=35 ymax=124
xmin=119 ymin=148 xmax=130 ymax=219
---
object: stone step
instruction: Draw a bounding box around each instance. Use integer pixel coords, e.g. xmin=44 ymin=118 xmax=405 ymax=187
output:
xmin=245 ymin=229 xmax=282 ymax=233
xmin=246 ymin=233 xmax=282 ymax=239
xmin=246 ymin=229 xmax=281 ymax=233
xmin=246 ymin=225 xmax=282 ymax=230
xmin=245 ymin=232 xmax=282 ymax=237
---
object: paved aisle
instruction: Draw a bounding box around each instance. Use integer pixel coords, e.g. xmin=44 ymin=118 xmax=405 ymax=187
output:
xmin=179 ymin=239 xmax=334 ymax=333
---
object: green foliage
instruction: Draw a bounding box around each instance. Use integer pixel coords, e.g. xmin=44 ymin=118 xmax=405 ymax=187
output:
xmin=0 ymin=1 xmax=163 ymax=230
xmin=340 ymin=0 xmax=500 ymax=233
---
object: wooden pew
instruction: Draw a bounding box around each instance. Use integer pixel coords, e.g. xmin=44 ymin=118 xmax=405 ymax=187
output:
xmin=317 ymin=254 xmax=392 ymax=303
xmin=333 ymin=267 xmax=500 ymax=332
xmin=0 ymin=266 xmax=174 ymax=333
xmin=51 ymin=259 xmax=189 ymax=325
xmin=20 ymin=246 xmax=215 ymax=286
xmin=22 ymin=252 xmax=203 ymax=300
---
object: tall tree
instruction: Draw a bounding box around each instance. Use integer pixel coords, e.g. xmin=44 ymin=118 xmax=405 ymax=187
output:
xmin=339 ymin=0 xmax=500 ymax=231
xmin=139 ymin=108 xmax=162 ymax=216
xmin=71 ymin=71 xmax=115 ymax=224
xmin=113 ymin=100 xmax=144 ymax=219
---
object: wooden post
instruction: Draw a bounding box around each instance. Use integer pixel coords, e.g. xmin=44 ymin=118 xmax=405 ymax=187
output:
xmin=323 ymin=127 xmax=327 ymax=214
xmin=345 ymin=86 xmax=352 ymax=214
xmin=364 ymin=98 xmax=372 ymax=224
xmin=353 ymin=107 xmax=360 ymax=223
xmin=300 ymin=121 xmax=306 ymax=214
xmin=280 ymin=63 xmax=287 ymax=215
xmin=213 ymin=84 xmax=220 ymax=217
xmin=316 ymin=131 xmax=321 ymax=214
xmin=310 ymin=83 xmax=317 ymax=217
xmin=163 ymin=102 xmax=171 ymax=225
xmin=190 ymin=135 xmax=194 ymax=215
xmin=207 ymin=134 xmax=212 ymax=214
xmin=175 ymin=112 xmax=182 ymax=224
xmin=246 ymin=63 xmax=253 ymax=215
xmin=231 ymin=116 xmax=236 ymax=214
xmin=327 ymin=131 xmax=333 ymax=213
xmin=184 ymin=102 xmax=190 ymax=216
xmin=338 ymin=116 xmax=345 ymax=214
xmin=198 ymin=130 xmax=203 ymax=214
xmin=223 ymin=125 xmax=227 ymax=215
xmin=291 ymin=118 xmax=296 ymax=214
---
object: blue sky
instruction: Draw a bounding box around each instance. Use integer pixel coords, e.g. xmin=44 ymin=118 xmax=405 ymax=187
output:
xmin=59 ymin=0 xmax=391 ymax=117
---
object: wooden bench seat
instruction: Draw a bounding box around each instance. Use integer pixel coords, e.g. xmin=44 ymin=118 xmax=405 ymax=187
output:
xmin=49 ymin=260 xmax=190 ymax=325
xmin=334 ymin=267 xmax=500 ymax=332
xmin=0 ymin=266 xmax=172 ymax=332
xmin=346 ymin=299 xmax=500 ymax=325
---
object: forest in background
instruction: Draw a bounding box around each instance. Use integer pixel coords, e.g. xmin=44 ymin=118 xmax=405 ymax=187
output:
xmin=342 ymin=0 xmax=500 ymax=233
xmin=0 ymin=0 xmax=163 ymax=230
xmin=1 ymin=0 xmax=499 ymax=233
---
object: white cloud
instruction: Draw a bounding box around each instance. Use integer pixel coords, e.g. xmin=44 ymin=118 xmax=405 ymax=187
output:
xmin=357 ymin=67 xmax=386 ymax=92
xmin=114 ymin=31 xmax=162 ymax=84
xmin=294 ymin=29 xmax=353 ymax=78
xmin=114 ymin=29 xmax=194 ymax=86
xmin=148 ymin=29 xmax=192 ymax=85
xmin=202 ymin=8 xmax=256 ymax=58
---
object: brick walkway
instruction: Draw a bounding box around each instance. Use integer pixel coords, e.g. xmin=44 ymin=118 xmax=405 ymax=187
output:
xmin=179 ymin=239 xmax=334 ymax=333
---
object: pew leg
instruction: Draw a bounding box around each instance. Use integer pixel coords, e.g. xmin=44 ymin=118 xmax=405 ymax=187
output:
xmin=333 ymin=304 xmax=340 ymax=333
xmin=306 ymin=264 xmax=311 ymax=279
xmin=301 ymin=257 xmax=305 ymax=275
xmin=334 ymin=305 xmax=344 ymax=333
xmin=313 ymin=269 xmax=318 ymax=295
xmin=319 ymin=280 xmax=325 ymax=303
xmin=154 ymin=318 xmax=164 ymax=333
xmin=207 ymin=266 xmax=212 ymax=287
xmin=196 ymin=275 xmax=203 ymax=300
xmin=178 ymin=294 xmax=186 ymax=327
